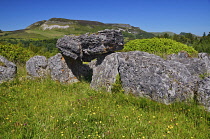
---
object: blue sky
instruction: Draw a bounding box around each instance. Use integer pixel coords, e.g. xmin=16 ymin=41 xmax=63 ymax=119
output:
xmin=0 ymin=0 xmax=209 ymax=36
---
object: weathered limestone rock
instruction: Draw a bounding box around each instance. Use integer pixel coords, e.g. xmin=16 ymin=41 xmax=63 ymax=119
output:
xmin=56 ymin=29 xmax=124 ymax=62
xmin=119 ymin=51 xmax=196 ymax=104
xmin=48 ymin=53 xmax=80 ymax=83
xmin=198 ymin=52 xmax=209 ymax=59
xmin=168 ymin=52 xmax=209 ymax=76
xmin=0 ymin=56 xmax=17 ymax=83
xmin=197 ymin=76 xmax=210 ymax=111
xmin=198 ymin=53 xmax=210 ymax=73
xmin=90 ymin=53 xmax=120 ymax=92
xmin=91 ymin=51 xmax=199 ymax=104
xmin=26 ymin=56 xmax=48 ymax=77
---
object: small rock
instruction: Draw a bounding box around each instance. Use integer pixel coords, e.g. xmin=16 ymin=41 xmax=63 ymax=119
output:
xmin=177 ymin=51 xmax=190 ymax=58
xmin=26 ymin=56 xmax=48 ymax=77
xmin=198 ymin=53 xmax=209 ymax=59
xmin=198 ymin=53 xmax=210 ymax=73
xmin=0 ymin=56 xmax=17 ymax=83
xmin=197 ymin=76 xmax=210 ymax=111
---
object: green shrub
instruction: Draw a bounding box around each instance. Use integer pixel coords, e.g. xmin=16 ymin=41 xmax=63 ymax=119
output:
xmin=124 ymin=38 xmax=198 ymax=57
xmin=0 ymin=43 xmax=34 ymax=64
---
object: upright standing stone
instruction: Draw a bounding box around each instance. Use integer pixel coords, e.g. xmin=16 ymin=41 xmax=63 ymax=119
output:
xmin=48 ymin=53 xmax=80 ymax=83
xmin=90 ymin=53 xmax=120 ymax=92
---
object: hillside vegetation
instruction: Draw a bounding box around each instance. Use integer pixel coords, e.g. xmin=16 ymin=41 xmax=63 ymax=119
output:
xmin=0 ymin=43 xmax=34 ymax=64
xmin=156 ymin=32 xmax=210 ymax=54
xmin=0 ymin=18 xmax=155 ymax=40
xmin=1 ymin=18 xmax=209 ymax=55
xmin=0 ymin=39 xmax=58 ymax=62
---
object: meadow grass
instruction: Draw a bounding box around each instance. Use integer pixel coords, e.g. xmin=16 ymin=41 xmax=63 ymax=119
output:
xmin=0 ymin=66 xmax=209 ymax=139
xmin=26 ymin=30 xmax=65 ymax=39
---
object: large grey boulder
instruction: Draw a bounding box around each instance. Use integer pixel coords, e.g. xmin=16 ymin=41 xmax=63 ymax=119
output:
xmin=91 ymin=51 xmax=199 ymax=104
xmin=197 ymin=76 xmax=210 ymax=111
xmin=56 ymin=29 xmax=124 ymax=62
xmin=119 ymin=51 xmax=197 ymax=104
xmin=0 ymin=56 xmax=17 ymax=83
xmin=48 ymin=53 xmax=80 ymax=83
xmin=26 ymin=56 xmax=48 ymax=77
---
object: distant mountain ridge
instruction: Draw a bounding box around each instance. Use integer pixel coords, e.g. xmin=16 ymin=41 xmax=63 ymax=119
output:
xmin=0 ymin=18 xmax=155 ymax=39
xmin=179 ymin=32 xmax=199 ymax=37
xmin=150 ymin=32 xmax=176 ymax=36
xmin=27 ymin=18 xmax=136 ymax=30
xmin=150 ymin=31 xmax=199 ymax=37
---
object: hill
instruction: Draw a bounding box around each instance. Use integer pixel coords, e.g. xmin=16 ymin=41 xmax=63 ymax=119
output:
xmin=0 ymin=18 xmax=155 ymax=40
xmin=150 ymin=32 xmax=176 ymax=36
xmin=179 ymin=32 xmax=199 ymax=37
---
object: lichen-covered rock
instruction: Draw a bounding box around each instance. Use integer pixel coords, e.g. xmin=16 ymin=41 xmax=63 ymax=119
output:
xmin=119 ymin=51 xmax=196 ymax=104
xmin=167 ymin=52 xmax=209 ymax=76
xmin=56 ymin=29 xmax=124 ymax=62
xmin=197 ymin=76 xmax=210 ymax=111
xmin=0 ymin=56 xmax=17 ymax=83
xmin=48 ymin=53 xmax=80 ymax=83
xmin=91 ymin=51 xmax=198 ymax=104
xmin=198 ymin=52 xmax=209 ymax=59
xmin=26 ymin=56 xmax=48 ymax=77
xmin=198 ymin=53 xmax=210 ymax=73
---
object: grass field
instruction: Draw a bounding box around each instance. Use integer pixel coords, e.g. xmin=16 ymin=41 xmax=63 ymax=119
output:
xmin=0 ymin=66 xmax=209 ymax=138
xmin=26 ymin=30 xmax=65 ymax=39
